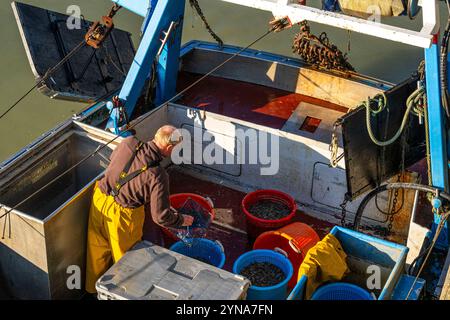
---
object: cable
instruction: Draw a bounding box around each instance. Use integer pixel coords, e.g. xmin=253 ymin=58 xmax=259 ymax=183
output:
xmin=407 ymin=238 xmax=432 ymax=276
xmin=104 ymin=44 xmax=127 ymax=77
xmin=353 ymin=182 xmax=450 ymax=230
xmin=0 ymin=40 xmax=86 ymax=120
xmin=364 ymin=88 xmax=425 ymax=147
xmin=352 ymin=182 xmax=450 ymax=299
xmin=374 ymin=187 xmax=404 ymax=216
xmin=0 ymin=28 xmax=276 ymax=221
xmin=0 ymin=3 xmax=122 ymax=120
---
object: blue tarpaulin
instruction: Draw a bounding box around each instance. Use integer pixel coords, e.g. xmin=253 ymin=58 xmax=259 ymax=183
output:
xmin=322 ymin=0 xmax=341 ymax=12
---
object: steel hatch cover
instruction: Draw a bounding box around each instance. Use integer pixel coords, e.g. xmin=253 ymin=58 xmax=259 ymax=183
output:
xmin=340 ymin=75 xmax=426 ymax=199
xmin=12 ymin=1 xmax=135 ymax=102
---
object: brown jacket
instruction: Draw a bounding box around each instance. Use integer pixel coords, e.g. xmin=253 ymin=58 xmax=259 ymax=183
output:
xmin=98 ymin=137 xmax=183 ymax=228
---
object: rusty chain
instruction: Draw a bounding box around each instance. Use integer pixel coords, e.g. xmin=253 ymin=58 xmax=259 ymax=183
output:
xmin=387 ymin=121 xmax=409 ymax=235
xmin=329 ymin=119 xmax=344 ymax=168
xmin=340 ymin=194 xmax=352 ymax=227
xmin=189 ymin=0 xmax=224 ymax=48
xmin=293 ymin=21 xmax=355 ymax=72
xmin=380 ymin=115 xmax=408 ymax=236
xmin=387 ymin=177 xmax=401 ymax=235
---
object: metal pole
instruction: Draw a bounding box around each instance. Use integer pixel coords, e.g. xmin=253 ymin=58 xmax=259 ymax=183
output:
xmin=424 ymin=34 xmax=449 ymax=250
xmin=105 ymin=0 xmax=185 ymax=133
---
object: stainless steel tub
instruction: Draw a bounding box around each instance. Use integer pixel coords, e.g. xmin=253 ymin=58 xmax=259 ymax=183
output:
xmin=0 ymin=121 xmax=118 ymax=299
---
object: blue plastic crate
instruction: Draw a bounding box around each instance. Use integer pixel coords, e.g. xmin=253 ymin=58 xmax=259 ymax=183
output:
xmin=288 ymin=226 xmax=409 ymax=300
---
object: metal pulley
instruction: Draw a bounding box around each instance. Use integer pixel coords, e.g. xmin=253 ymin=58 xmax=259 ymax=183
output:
xmin=269 ymin=17 xmax=291 ymax=32
xmin=85 ymin=4 xmax=122 ymax=49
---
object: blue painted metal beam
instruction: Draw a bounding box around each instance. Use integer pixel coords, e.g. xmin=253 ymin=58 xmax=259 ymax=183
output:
xmin=424 ymin=37 xmax=449 ymax=249
xmin=425 ymin=39 xmax=449 ymax=190
xmin=141 ymin=0 xmax=158 ymax=35
xmin=155 ymin=2 xmax=185 ymax=105
xmin=106 ymin=0 xmax=185 ymax=133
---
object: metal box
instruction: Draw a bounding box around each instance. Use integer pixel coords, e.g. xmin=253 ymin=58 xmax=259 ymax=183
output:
xmin=288 ymin=226 xmax=409 ymax=300
xmin=96 ymin=241 xmax=251 ymax=300
xmin=0 ymin=121 xmax=118 ymax=299
xmin=330 ymin=226 xmax=409 ymax=299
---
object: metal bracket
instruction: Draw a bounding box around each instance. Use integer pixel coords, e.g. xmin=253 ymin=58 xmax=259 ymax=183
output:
xmin=157 ymin=21 xmax=178 ymax=57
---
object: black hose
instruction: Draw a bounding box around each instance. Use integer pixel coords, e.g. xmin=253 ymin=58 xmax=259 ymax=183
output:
xmin=440 ymin=18 xmax=450 ymax=120
xmin=407 ymin=238 xmax=432 ymax=275
xmin=353 ymin=182 xmax=450 ymax=231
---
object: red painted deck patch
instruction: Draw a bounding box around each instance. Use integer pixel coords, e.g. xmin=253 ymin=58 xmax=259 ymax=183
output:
xmin=177 ymin=72 xmax=347 ymax=129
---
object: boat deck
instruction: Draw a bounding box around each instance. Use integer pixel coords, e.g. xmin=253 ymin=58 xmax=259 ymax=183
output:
xmin=138 ymin=160 xmax=436 ymax=274
xmin=160 ymin=167 xmax=333 ymax=272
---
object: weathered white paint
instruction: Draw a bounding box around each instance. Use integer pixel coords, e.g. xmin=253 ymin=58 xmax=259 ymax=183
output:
xmin=182 ymin=48 xmax=390 ymax=109
xmin=281 ymin=101 xmax=346 ymax=144
xmin=132 ymin=102 xmax=417 ymax=239
xmin=219 ymin=0 xmax=437 ymax=48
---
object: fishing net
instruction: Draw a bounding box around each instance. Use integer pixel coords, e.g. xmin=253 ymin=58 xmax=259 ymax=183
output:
xmin=166 ymin=197 xmax=213 ymax=246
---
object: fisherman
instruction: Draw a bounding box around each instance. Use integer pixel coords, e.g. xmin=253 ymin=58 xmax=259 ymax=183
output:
xmin=85 ymin=125 xmax=194 ymax=294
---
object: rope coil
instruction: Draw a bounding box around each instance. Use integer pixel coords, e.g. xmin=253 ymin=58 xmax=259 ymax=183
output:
xmin=363 ymin=87 xmax=426 ymax=147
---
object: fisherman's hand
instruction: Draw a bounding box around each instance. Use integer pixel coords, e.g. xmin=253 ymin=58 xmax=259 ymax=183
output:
xmin=181 ymin=214 xmax=194 ymax=227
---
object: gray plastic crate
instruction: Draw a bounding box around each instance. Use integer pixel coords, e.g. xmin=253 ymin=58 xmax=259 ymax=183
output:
xmin=96 ymin=241 xmax=251 ymax=300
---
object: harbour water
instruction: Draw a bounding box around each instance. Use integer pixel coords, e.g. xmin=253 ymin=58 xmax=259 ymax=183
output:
xmin=0 ymin=0 xmax=447 ymax=161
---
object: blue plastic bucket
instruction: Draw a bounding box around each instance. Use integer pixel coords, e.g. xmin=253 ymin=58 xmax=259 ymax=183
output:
xmin=170 ymin=239 xmax=226 ymax=268
xmin=311 ymin=282 xmax=375 ymax=300
xmin=233 ymin=249 xmax=293 ymax=300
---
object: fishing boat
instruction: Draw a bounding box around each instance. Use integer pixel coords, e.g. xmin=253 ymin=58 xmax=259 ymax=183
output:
xmin=0 ymin=0 xmax=449 ymax=300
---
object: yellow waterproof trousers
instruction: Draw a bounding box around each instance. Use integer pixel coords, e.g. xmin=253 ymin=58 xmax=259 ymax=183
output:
xmin=85 ymin=183 xmax=145 ymax=293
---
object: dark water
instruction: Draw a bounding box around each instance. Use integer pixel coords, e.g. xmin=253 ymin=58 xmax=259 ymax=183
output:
xmin=0 ymin=0 xmax=448 ymax=161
